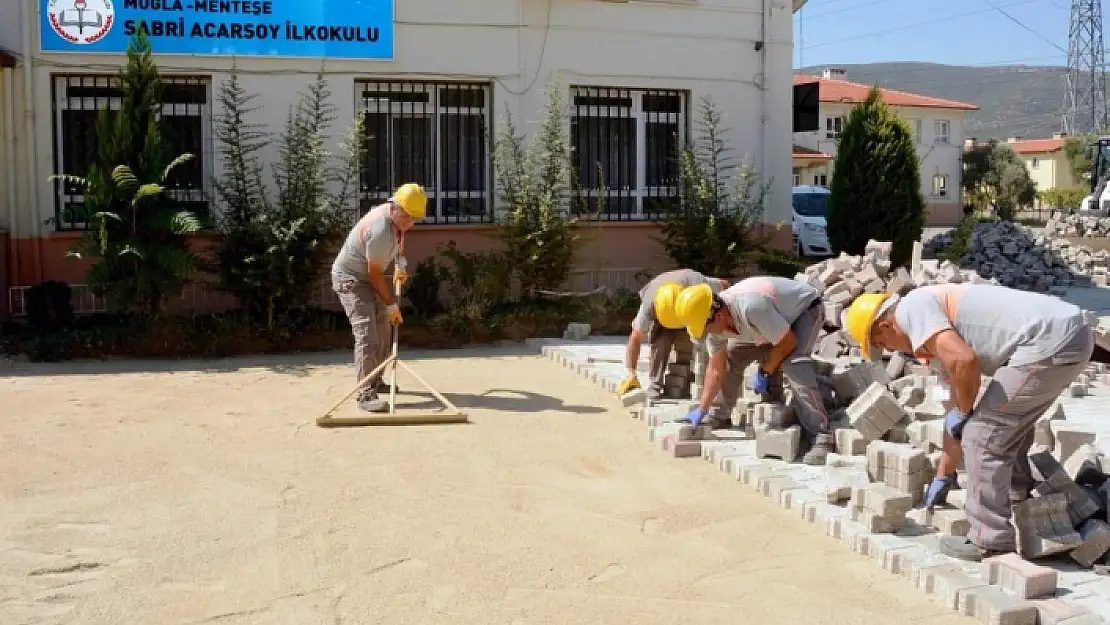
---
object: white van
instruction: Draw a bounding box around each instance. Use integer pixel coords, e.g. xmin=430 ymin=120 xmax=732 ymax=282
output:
xmin=791 ymin=185 xmax=832 ymax=258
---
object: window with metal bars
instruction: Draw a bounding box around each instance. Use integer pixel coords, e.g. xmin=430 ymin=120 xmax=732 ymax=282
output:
xmin=356 ymin=81 xmax=492 ymax=224
xmin=569 ymin=86 xmax=687 ymax=220
xmin=51 ymin=74 xmax=213 ymax=231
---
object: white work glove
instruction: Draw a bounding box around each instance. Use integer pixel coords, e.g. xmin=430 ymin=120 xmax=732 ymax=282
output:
xmin=386 ymin=303 xmax=403 ymax=326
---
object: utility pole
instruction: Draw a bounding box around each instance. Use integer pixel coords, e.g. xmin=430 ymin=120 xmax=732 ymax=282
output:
xmin=1063 ymin=0 xmax=1108 ymax=135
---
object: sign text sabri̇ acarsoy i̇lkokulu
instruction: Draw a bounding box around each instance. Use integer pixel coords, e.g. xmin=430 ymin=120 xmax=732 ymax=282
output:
xmin=121 ymin=0 xmax=381 ymax=42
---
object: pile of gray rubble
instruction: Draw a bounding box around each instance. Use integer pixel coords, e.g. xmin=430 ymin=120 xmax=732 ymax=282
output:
xmin=926 ymin=220 xmax=1107 ymax=292
xmin=1047 ymin=210 xmax=1110 ymax=239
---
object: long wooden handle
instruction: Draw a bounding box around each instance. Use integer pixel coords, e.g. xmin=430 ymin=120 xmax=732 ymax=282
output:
xmin=388 ymin=279 xmax=402 ymax=412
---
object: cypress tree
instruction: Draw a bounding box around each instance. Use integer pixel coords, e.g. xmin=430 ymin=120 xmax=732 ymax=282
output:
xmin=826 ymin=87 xmax=925 ymax=267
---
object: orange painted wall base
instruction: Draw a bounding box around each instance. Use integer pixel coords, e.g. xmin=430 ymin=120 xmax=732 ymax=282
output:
xmin=3 ymin=221 xmax=794 ymax=316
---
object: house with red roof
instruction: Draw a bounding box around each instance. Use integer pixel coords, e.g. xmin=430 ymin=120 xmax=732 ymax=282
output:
xmin=1000 ymin=134 xmax=1076 ymax=192
xmin=792 ymin=68 xmax=979 ymax=226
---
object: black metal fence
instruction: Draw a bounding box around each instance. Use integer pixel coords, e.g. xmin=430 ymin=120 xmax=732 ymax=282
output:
xmin=357 ymin=80 xmax=493 ymax=224
xmin=569 ymin=86 xmax=688 ymax=220
xmin=51 ymin=74 xmax=212 ymax=231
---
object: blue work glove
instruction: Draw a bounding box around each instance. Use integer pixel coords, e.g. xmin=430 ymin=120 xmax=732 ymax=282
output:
xmin=943 ymin=408 xmax=971 ymax=440
xmin=752 ymin=369 xmax=772 ymax=395
xmin=682 ymin=407 xmax=707 ymax=429
xmin=920 ymin=474 xmax=957 ymax=510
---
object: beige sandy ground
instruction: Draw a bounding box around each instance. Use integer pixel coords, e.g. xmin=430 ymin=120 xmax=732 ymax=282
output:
xmin=1 ymin=345 xmax=975 ymax=625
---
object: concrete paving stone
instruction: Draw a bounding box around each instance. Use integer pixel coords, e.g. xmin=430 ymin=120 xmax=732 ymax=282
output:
xmin=906 ymin=506 xmax=971 ymax=537
xmin=659 ymin=435 xmax=702 ymax=458
xmin=1032 ymin=599 xmax=1099 ymax=625
xmin=755 ymin=424 xmax=801 ymax=462
xmin=757 ymin=475 xmax=806 ymax=501
xmin=848 ymin=382 xmax=908 ymax=442
xmin=1073 ymin=519 xmax=1110 ymax=567
xmin=839 ymin=518 xmax=873 ymax=554
xmin=723 ymin=454 xmax=765 ymax=480
xmin=919 ymin=564 xmax=990 ymax=611
xmin=739 ymin=463 xmax=779 ymax=488
xmin=851 ymin=483 xmax=914 ymax=517
xmin=985 ymin=553 xmax=1058 ymax=600
xmin=1014 ymin=493 xmax=1084 ymax=559
xmin=803 ymin=500 xmax=849 ymax=527
xmin=781 ymin=488 xmax=827 ymax=518
xmin=848 ymin=505 xmax=904 ymax=534
xmin=1051 ymin=422 xmax=1100 ymax=464
xmin=957 ymin=584 xmax=1039 ymax=625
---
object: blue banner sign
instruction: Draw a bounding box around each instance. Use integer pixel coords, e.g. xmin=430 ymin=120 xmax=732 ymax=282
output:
xmin=41 ymin=0 xmax=394 ymax=59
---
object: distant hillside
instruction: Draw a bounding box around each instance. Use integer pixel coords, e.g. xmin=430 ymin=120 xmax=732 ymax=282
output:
xmin=798 ymin=62 xmax=1068 ymax=141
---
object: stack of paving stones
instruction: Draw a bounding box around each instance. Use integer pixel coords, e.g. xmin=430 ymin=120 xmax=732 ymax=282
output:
xmin=1047 ymin=211 xmax=1110 ymax=239
xmin=927 ymin=219 xmax=1108 ymax=292
xmin=528 ymin=240 xmax=1110 ymax=623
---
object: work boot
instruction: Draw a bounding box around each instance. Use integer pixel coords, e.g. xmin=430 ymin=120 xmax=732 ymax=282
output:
xmin=358 ymin=390 xmax=388 ymax=413
xmin=939 ymin=536 xmax=1009 ymax=562
xmin=802 ymin=433 xmax=835 ymax=466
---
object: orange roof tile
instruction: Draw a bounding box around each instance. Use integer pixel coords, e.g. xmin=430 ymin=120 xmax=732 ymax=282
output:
xmin=793 ymin=74 xmax=978 ymax=111
xmin=1006 ymin=138 xmax=1067 ymax=154
xmin=793 ymin=145 xmax=831 ymax=159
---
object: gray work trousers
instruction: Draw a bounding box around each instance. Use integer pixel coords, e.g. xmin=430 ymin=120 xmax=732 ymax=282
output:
xmin=962 ymin=325 xmax=1095 ymax=551
xmin=333 ymin=276 xmax=392 ymax=397
xmin=780 ymin=303 xmax=832 ymax=440
xmin=647 ymin=325 xmax=692 ymax=394
xmin=707 ymin=340 xmax=774 ymax=425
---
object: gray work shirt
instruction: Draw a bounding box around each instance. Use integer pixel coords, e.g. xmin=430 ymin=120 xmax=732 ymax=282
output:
xmin=707 ymin=277 xmax=820 ymax=355
xmin=631 ymin=269 xmax=723 ymax=334
xmin=331 ymin=203 xmax=399 ymax=282
xmin=896 ymin=284 xmax=1086 ymax=375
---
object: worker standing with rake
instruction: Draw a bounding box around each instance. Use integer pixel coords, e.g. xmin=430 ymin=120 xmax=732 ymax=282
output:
xmin=331 ymin=183 xmax=427 ymax=413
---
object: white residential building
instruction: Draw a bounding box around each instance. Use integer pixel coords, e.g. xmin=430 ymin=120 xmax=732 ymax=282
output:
xmin=792 ymin=68 xmax=978 ymax=227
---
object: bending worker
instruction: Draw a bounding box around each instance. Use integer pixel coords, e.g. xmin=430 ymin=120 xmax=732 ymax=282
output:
xmin=331 ymin=183 xmax=427 ymax=413
xmin=844 ymin=284 xmax=1093 ymax=562
xmin=673 ymin=276 xmax=834 ymax=464
xmin=617 ymin=270 xmax=729 ymax=401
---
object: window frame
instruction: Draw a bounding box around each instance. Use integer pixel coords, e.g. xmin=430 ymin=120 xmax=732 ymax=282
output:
xmin=568 ymin=85 xmax=689 ymax=221
xmin=934 ymin=119 xmax=951 ymax=145
xmin=813 ymin=173 xmax=828 ymax=187
xmin=1031 ymin=157 xmax=1040 ymax=169
xmin=932 ymin=173 xmax=949 ymax=197
xmin=354 ymin=80 xmax=494 ymax=225
xmin=50 ymin=74 xmax=213 ymax=232
xmin=825 ymin=116 xmax=846 ymax=140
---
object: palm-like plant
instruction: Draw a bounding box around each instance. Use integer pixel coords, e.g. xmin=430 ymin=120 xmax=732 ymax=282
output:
xmin=51 ymin=154 xmax=202 ymax=315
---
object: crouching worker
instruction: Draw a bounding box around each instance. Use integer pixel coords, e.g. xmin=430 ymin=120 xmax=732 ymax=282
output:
xmin=673 ymin=276 xmax=835 ymax=464
xmin=844 ymin=285 xmax=1094 ymax=562
xmin=331 ymin=183 xmax=427 ymax=412
xmin=617 ymin=270 xmax=730 ymax=401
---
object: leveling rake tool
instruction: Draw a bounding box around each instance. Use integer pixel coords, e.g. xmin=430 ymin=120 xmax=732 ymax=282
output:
xmin=316 ymin=284 xmax=469 ymax=427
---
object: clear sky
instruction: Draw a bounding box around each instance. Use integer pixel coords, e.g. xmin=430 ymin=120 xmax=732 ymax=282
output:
xmin=794 ymin=0 xmax=1076 ymax=69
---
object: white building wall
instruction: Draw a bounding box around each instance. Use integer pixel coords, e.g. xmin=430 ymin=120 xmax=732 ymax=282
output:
xmin=793 ymin=101 xmax=968 ymax=209
xmin=9 ymin=0 xmax=796 ymax=239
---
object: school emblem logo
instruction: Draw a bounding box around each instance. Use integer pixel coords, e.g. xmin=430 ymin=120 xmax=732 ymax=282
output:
xmin=48 ymin=0 xmax=115 ymax=45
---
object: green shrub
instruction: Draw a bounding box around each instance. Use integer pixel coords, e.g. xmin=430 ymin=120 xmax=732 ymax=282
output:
xmin=494 ymin=80 xmax=583 ymax=296
xmin=658 ymin=96 xmax=773 ymax=277
xmin=24 ymin=281 xmax=74 ymax=332
xmin=212 ymin=67 xmax=363 ymax=329
xmin=826 ymin=87 xmax=925 ymax=267
xmin=1037 ymin=187 xmax=1087 ymax=212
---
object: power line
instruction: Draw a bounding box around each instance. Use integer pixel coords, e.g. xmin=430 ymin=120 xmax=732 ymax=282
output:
xmin=800 ymin=0 xmax=1046 ymax=50
xmin=978 ymin=0 xmax=1068 ymax=54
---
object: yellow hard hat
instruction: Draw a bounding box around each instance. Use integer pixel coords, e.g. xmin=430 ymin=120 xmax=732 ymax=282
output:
xmin=393 ymin=183 xmax=427 ymax=219
xmin=674 ymin=283 xmax=715 ymax=340
xmin=653 ymin=283 xmax=684 ymax=329
xmin=844 ymin=292 xmax=892 ymax=360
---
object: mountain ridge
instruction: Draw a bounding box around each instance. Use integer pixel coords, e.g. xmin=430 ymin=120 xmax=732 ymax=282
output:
xmin=797 ymin=62 xmax=1069 ymax=141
